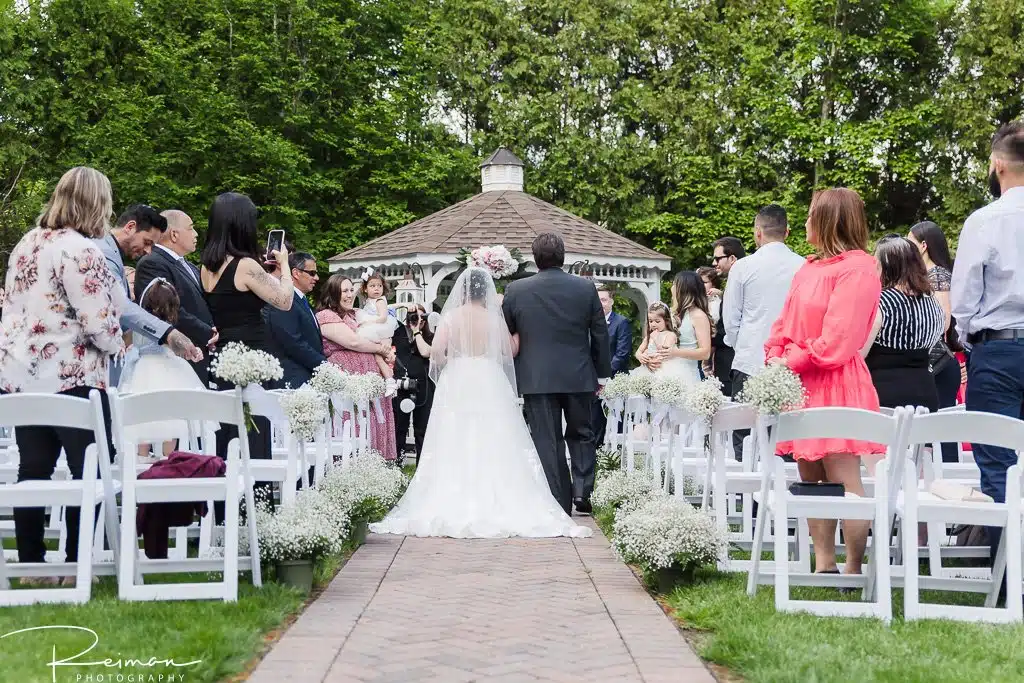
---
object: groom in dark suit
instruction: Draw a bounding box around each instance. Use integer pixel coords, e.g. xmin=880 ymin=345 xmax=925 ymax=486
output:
xmin=503 ymin=233 xmax=612 ymax=514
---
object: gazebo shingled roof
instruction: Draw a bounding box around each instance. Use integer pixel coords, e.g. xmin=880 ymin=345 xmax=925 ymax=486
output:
xmin=328 ymin=190 xmax=664 ymax=262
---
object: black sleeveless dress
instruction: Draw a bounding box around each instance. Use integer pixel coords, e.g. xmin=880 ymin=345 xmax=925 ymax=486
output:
xmin=205 ymin=258 xmax=272 ymax=463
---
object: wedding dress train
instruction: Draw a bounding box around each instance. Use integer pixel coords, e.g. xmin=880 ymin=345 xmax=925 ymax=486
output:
xmin=369 ymin=356 xmax=592 ymax=538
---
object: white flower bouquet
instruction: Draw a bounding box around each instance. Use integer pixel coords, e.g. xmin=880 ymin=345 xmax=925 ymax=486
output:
xmin=592 ymin=469 xmax=662 ymax=513
xmin=682 ymin=377 xmax=725 ymax=425
xmin=612 ymin=497 xmax=724 ymax=580
xmin=736 ymin=363 xmax=807 ymax=415
xmin=649 ymin=374 xmax=688 ymax=409
xmin=345 ymin=372 xmax=386 ymax=405
xmin=280 ymin=386 xmax=329 ymax=442
xmin=602 ymin=374 xmax=630 ymax=401
xmin=457 ymin=244 xmax=524 ymax=279
xmin=256 ymin=487 xmax=348 ymax=565
xmin=210 ymin=342 xmax=284 ymax=387
xmin=309 ymin=362 xmax=349 ymax=417
xmin=624 ymin=372 xmax=654 ymax=399
xmin=320 ymin=450 xmax=409 ymax=526
xmin=210 ymin=342 xmax=284 ymax=431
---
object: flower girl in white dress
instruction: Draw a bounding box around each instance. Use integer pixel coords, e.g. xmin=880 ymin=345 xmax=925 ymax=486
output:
xmin=118 ymin=278 xmax=206 ymax=455
xmin=355 ymin=269 xmax=399 ymax=395
xmin=632 ymin=302 xmax=698 ymax=381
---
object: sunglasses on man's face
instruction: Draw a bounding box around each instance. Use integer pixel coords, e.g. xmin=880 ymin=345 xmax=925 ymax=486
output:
xmin=712 ymin=255 xmax=729 ymax=264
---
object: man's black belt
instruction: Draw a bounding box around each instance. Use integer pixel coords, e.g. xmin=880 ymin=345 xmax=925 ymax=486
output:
xmin=967 ymin=328 xmax=1024 ymax=344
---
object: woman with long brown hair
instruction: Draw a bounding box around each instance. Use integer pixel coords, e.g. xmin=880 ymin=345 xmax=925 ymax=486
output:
xmin=861 ymin=235 xmax=944 ymax=413
xmin=764 ymin=188 xmax=883 ymax=578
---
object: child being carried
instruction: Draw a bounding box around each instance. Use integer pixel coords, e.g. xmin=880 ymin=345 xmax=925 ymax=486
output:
xmin=356 ymin=269 xmax=399 ymax=396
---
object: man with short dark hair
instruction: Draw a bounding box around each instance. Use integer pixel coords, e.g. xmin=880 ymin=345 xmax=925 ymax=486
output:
xmin=266 ymin=251 xmax=326 ymax=388
xmin=722 ymin=205 xmax=805 ymax=456
xmin=952 ymin=120 xmax=1024 ymax=563
xmin=590 ymin=284 xmax=632 ymax=450
xmin=503 ymin=232 xmax=612 ymax=514
xmin=94 ymin=205 xmax=202 ymax=384
xmin=710 ymin=235 xmax=746 ymax=394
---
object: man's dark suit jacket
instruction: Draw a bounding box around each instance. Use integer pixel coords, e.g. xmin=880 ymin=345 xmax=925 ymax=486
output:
xmin=502 ymin=268 xmax=612 ymax=395
xmin=266 ymin=291 xmax=327 ymax=389
xmin=607 ymin=311 xmax=632 ymax=375
xmin=134 ymin=246 xmax=215 ymax=383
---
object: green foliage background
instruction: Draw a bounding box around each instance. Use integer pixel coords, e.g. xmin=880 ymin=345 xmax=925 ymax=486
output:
xmin=2 ymin=0 xmax=1022 ymax=277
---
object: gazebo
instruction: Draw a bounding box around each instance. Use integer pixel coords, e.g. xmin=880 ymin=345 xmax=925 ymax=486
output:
xmin=327 ymin=148 xmax=671 ymax=313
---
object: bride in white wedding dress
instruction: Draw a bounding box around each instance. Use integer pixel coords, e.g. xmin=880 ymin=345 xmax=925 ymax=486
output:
xmin=370 ymin=267 xmax=592 ymax=539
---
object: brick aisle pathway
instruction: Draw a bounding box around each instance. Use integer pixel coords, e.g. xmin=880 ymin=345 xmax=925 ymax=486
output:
xmin=248 ymin=518 xmax=716 ymax=683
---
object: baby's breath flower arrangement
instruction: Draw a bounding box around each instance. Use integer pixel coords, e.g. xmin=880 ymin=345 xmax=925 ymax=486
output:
xmin=736 ymin=363 xmax=808 ymax=415
xmin=682 ymin=377 xmax=725 ymax=425
xmin=309 ymin=362 xmax=349 ymax=416
xmin=280 ymin=386 xmax=329 ymax=442
xmin=256 ymin=487 xmax=348 ymax=566
xmin=624 ymin=372 xmax=654 ymax=399
xmin=321 ymin=451 xmax=409 ymax=529
xmin=649 ymin=374 xmax=688 ymax=409
xmin=345 ymin=372 xmax=386 ymax=405
xmin=592 ymin=469 xmax=661 ymax=512
xmin=210 ymin=342 xmax=284 ymax=431
xmin=602 ymin=374 xmax=629 ymax=401
xmin=612 ymin=497 xmax=724 ymax=588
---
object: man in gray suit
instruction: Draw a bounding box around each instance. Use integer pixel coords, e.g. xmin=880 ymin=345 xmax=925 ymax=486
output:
xmin=95 ymin=205 xmax=202 ymax=383
xmin=502 ymin=233 xmax=612 ymax=514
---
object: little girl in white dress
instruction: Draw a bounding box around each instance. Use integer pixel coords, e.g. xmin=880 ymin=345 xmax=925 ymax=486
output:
xmin=356 ymin=270 xmax=399 ymax=395
xmin=118 ymin=278 xmax=207 ymax=454
xmin=632 ymin=302 xmax=698 ymax=381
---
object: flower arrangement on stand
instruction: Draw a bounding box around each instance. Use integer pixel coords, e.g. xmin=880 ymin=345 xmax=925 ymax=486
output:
xmin=736 ymin=363 xmax=807 ymax=414
xmin=682 ymin=377 xmax=726 ymax=426
xmin=256 ymin=487 xmax=348 ymax=592
xmin=592 ymin=469 xmax=663 ymax=513
xmin=456 ymin=244 xmax=524 ymax=279
xmin=319 ymin=451 xmax=409 ymax=545
xmin=309 ymin=362 xmax=349 ymax=418
xmin=280 ymin=386 xmax=330 ymax=442
xmin=612 ymin=497 xmax=725 ymax=593
xmin=210 ymin=342 xmax=284 ymax=432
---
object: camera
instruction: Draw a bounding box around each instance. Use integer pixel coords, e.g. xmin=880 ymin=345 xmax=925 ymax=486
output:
xmin=407 ymin=312 xmax=420 ymax=325
xmin=396 ymin=377 xmax=419 ymax=392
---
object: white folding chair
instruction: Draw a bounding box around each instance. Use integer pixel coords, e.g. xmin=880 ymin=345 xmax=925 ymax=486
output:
xmin=900 ymin=409 xmax=1023 ymax=623
xmin=0 ymin=391 xmax=118 ymax=605
xmin=110 ymin=388 xmax=261 ymax=602
xmin=746 ymin=406 xmax=913 ymax=623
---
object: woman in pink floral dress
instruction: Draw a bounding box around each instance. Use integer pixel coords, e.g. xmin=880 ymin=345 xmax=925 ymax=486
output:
xmin=764 ymin=187 xmax=883 ymax=577
xmin=0 ymin=167 xmax=125 ymax=585
xmin=316 ymin=273 xmax=398 ymax=460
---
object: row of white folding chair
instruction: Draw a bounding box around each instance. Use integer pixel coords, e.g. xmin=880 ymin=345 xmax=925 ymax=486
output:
xmin=110 ymin=387 xmax=261 ymax=602
xmin=0 ymin=391 xmax=120 ymax=606
xmin=898 ymin=407 xmax=1024 ymax=623
xmin=746 ymin=406 xmax=914 ymax=623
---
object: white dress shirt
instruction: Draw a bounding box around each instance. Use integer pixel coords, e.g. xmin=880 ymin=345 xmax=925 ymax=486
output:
xmin=722 ymin=240 xmax=805 ymax=376
xmin=155 ymin=244 xmax=199 ymax=284
xmin=951 ymin=186 xmax=1024 ymax=344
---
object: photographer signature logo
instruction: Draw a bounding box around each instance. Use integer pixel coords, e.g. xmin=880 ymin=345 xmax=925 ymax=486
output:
xmin=1 ymin=625 xmax=202 ymax=682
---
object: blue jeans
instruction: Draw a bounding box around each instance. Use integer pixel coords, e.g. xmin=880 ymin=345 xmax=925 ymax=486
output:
xmin=965 ymin=339 xmax=1024 ymax=563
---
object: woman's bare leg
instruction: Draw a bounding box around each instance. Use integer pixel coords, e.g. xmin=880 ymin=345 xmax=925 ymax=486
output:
xmin=823 ymin=453 xmax=869 ymax=574
xmin=797 ymin=459 xmax=838 ymax=572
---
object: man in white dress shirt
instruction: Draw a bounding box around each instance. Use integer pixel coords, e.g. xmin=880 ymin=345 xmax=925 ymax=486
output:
xmin=722 ymin=205 xmax=805 ymax=456
xmin=951 ymin=121 xmax=1024 ymax=563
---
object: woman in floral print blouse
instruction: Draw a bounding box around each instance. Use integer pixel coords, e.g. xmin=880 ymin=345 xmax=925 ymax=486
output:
xmin=0 ymin=166 xmax=125 ymax=586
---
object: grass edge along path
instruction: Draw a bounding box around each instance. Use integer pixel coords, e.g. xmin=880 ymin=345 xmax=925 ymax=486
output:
xmin=594 ymin=507 xmax=1024 ymax=683
xmin=0 ymin=545 xmax=357 ymax=683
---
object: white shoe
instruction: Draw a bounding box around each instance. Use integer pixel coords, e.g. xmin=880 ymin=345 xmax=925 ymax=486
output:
xmin=385 ymin=379 xmax=398 ymax=398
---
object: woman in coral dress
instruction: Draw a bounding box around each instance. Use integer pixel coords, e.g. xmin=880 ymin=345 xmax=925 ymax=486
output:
xmin=764 ymin=187 xmax=883 ymax=577
xmin=316 ymin=273 xmax=398 ymax=461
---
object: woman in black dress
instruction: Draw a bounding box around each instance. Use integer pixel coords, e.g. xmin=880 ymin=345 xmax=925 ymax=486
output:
xmin=861 ymin=234 xmax=944 ymax=412
xmin=200 ymin=192 xmax=296 ymax=467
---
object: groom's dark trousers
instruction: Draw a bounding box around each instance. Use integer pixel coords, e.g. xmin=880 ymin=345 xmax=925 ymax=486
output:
xmin=503 ymin=268 xmax=613 ymax=514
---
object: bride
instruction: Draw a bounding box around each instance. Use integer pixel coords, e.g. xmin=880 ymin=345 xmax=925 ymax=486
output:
xmin=370 ymin=267 xmax=592 ymax=538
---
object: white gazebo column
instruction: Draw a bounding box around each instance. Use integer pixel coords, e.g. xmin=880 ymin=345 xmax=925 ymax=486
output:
xmin=423 ymin=262 xmax=460 ymax=309
xmin=627 ymin=279 xmax=663 ymax=308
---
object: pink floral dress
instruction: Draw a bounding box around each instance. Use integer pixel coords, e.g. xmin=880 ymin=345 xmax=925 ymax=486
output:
xmin=316 ymin=308 xmax=397 ymax=460
xmin=764 ymin=250 xmax=884 ymax=461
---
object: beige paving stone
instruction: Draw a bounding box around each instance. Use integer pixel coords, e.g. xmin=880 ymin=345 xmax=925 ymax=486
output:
xmin=248 ymin=516 xmax=717 ymax=682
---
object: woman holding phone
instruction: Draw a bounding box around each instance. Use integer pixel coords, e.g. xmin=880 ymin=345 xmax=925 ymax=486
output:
xmin=201 ymin=192 xmax=294 ymax=466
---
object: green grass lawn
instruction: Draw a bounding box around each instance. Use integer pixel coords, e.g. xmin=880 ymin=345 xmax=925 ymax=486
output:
xmin=0 ymin=550 xmax=352 ymax=683
xmin=595 ymin=508 xmax=1024 ymax=683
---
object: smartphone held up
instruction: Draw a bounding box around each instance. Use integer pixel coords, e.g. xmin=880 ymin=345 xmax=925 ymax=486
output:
xmin=265 ymin=229 xmax=286 ymax=266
